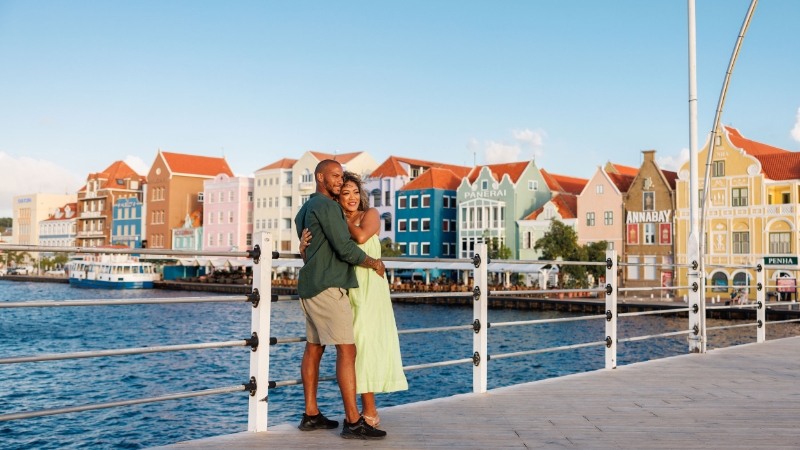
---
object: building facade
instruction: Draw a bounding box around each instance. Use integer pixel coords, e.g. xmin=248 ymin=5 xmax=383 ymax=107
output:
xmin=171 ymin=209 xmax=203 ymax=252
xmin=111 ymin=197 xmax=145 ymax=248
xmin=576 ymin=163 xmax=637 ymax=252
xmin=38 ymin=203 xmax=78 ymax=248
xmin=394 ymin=168 xmax=461 ymax=276
xmin=203 ymin=174 xmax=254 ymax=252
xmin=457 ymin=161 xmax=553 ymax=259
xmin=622 ymin=150 xmax=677 ymax=290
xmin=76 ymin=161 xmax=146 ymax=248
xmin=253 ymin=158 xmax=296 ymax=252
xmin=676 ymin=127 xmax=800 ymax=298
xmin=146 ymin=149 xmax=232 ymax=250
xmin=12 ymin=193 xmax=77 ymax=249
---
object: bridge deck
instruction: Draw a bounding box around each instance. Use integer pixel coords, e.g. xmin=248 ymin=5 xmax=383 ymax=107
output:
xmin=153 ymin=337 xmax=800 ymax=449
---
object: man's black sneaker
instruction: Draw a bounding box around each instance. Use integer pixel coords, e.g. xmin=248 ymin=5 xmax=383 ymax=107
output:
xmin=341 ymin=416 xmax=387 ymax=440
xmin=298 ymin=412 xmax=339 ymax=431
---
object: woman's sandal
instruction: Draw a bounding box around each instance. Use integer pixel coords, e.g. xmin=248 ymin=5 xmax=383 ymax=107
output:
xmin=362 ymin=413 xmax=380 ymax=428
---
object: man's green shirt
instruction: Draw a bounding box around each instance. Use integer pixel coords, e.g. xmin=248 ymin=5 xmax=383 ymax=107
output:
xmin=294 ymin=192 xmax=367 ymax=299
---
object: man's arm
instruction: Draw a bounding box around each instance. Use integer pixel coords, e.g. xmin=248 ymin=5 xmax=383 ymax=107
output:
xmin=315 ymin=205 xmax=385 ymax=278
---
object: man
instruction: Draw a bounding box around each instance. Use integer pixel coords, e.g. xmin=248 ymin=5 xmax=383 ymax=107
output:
xmin=294 ymin=159 xmax=387 ymax=440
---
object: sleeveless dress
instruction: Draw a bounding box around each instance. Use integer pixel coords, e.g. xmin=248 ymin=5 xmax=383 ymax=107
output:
xmin=348 ymin=234 xmax=408 ymax=394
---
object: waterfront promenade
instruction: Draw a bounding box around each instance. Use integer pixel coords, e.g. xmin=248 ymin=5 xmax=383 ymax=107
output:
xmin=154 ymin=336 xmax=800 ymax=449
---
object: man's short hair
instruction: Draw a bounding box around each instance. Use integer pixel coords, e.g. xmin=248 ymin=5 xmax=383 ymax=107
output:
xmin=315 ymin=159 xmax=341 ymax=177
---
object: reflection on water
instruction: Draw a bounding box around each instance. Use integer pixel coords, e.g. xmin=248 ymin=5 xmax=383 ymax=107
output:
xmin=1 ymin=281 xmax=798 ymax=449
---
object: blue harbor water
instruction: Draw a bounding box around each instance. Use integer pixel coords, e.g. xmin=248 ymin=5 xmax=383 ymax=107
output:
xmin=2 ymin=280 xmax=799 ymax=449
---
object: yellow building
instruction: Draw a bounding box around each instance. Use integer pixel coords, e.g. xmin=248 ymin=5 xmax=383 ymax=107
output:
xmin=676 ymin=126 xmax=800 ymax=298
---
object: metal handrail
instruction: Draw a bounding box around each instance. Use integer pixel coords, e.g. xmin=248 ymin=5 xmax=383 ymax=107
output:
xmin=489 ymin=288 xmax=606 ymax=295
xmin=618 ymin=308 xmax=691 ymax=317
xmin=768 ymin=318 xmax=800 ymax=325
xmin=617 ymin=330 xmax=693 ymax=343
xmin=0 ymin=339 xmax=253 ymax=365
xmin=706 ymin=304 xmax=759 ymax=310
xmin=398 ymin=324 xmax=475 ymax=335
xmin=618 ymin=286 xmax=694 ymax=292
xmin=489 ymin=314 xmax=607 ymax=328
xmin=618 ymin=262 xmax=694 ymax=268
xmin=707 ymin=323 xmax=760 ymax=331
xmin=0 ymin=296 xmax=248 ymax=308
xmin=488 ymin=340 xmax=607 ymax=361
xmin=0 ymin=244 xmax=250 ymax=259
xmin=390 ymin=292 xmax=473 ymax=299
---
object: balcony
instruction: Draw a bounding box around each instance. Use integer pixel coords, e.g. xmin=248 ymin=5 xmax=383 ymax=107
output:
xmin=299 ymin=181 xmax=314 ymax=191
xmin=78 ymin=230 xmax=104 ymax=237
xmin=766 ymin=205 xmax=795 ymax=215
xmin=80 ymin=211 xmax=103 ymax=218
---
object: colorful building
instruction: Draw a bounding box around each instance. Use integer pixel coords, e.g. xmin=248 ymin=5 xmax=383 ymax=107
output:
xmin=203 ymin=174 xmax=254 ymax=252
xmin=253 ymin=158 xmax=296 ymax=252
xmin=456 ymin=160 xmax=552 ymax=259
xmin=12 ymin=193 xmax=77 ymax=252
xmin=676 ymin=126 xmax=800 ymax=298
xmin=172 ymin=209 xmax=203 ymax=252
xmin=394 ymin=168 xmax=462 ymax=277
xmin=146 ymin=149 xmax=232 ymax=250
xmin=366 ymin=157 xmax=471 ymax=243
xmin=38 ymin=203 xmax=78 ymax=248
xmin=576 ymin=163 xmax=637 ymax=252
xmin=111 ymin=197 xmax=145 ymax=248
xmin=621 ymin=150 xmax=677 ymax=290
xmin=76 ymin=161 xmax=145 ymax=248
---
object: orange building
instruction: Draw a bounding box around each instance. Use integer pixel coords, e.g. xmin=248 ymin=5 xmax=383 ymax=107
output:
xmin=76 ymin=161 xmax=146 ymax=247
xmin=145 ymin=149 xmax=233 ymax=249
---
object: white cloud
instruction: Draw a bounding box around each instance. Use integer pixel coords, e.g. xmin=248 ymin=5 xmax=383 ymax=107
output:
xmin=484 ymin=141 xmax=521 ymax=164
xmin=123 ymin=155 xmax=150 ymax=176
xmin=791 ymin=107 xmax=800 ymax=142
xmin=0 ymin=152 xmax=82 ymax=217
xmin=657 ymin=148 xmax=690 ymax=172
xmin=513 ymin=128 xmax=545 ymax=147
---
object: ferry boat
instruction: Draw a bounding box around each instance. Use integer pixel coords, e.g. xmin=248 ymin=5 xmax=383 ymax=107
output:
xmin=68 ymin=253 xmax=155 ymax=289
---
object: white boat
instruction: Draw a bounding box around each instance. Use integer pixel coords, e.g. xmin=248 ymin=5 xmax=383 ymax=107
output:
xmin=68 ymin=254 xmax=155 ymax=289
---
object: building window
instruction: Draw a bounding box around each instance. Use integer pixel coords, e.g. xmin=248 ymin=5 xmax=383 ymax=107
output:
xmin=410 ymin=196 xmax=419 ymax=208
xmin=596 ymin=184 xmax=604 ymax=194
xmin=384 ymin=191 xmax=391 ymax=206
xmin=713 ymin=161 xmax=725 ymax=177
xmin=257 ymin=198 xmax=261 ymax=208
xmin=247 ymin=211 xmax=253 ymax=224
xmin=410 ymin=219 xmax=419 ymax=232
xmin=245 ymin=233 xmax=252 ymax=246
xmin=442 ymin=243 xmax=450 ymax=255
xmin=451 ymin=220 xmax=456 ymax=231
xmin=398 ymin=242 xmax=407 ymax=255
xmin=607 ymin=242 xmax=614 ymax=250
xmin=301 ymin=195 xmax=310 ymax=205
xmin=398 ymin=197 xmax=407 ymax=209
xmin=284 ymin=196 xmax=292 ymax=207
xmin=586 ymin=212 xmax=595 ymax=226
xmin=643 ymin=192 xmax=655 ymax=211
xmin=442 ymin=220 xmax=449 ymax=232
xmin=450 ymin=196 xmax=457 ymax=208
xmin=732 ymin=188 xmax=748 ymax=207
xmin=528 ymin=181 xmax=538 ymax=191
xmin=522 ymin=231 xmax=532 ymax=249
xmin=229 ymin=211 xmax=234 ymax=223
xmin=443 ymin=197 xmax=450 ymax=208
xmin=398 ymin=220 xmax=407 ymax=232
xmin=209 ymin=234 xmax=214 ymax=246
xmin=421 ymin=219 xmax=430 ymax=231
xmin=284 ymin=219 xmax=292 ymax=229
xmin=247 ymin=191 xmax=253 ymax=202
xmin=643 ymin=256 xmax=657 ymax=280
xmin=644 ymin=223 xmax=656 ymax=244
xmin=409 ymin=242 xmax=419 ymax=255
xmin=301 ymin=170 xmax=313 ymax=183
xmin=218 ymin=212 xmax=224 ymax=223
xmin=281 ymin=240 xmax=291 ymax=251
xmin=628 ymin=256 xmax=640 ymax=280
xmin=732 ymin=232 xmax=749 ymax=254
xmin=421 ymin=195 xmax=430 ymax=208
xmin=770 ymin=232 xmax=791 ymax=254
xmin=421 ymin=242 xmax=430 ymax=255
xmin=257 ymin=179 xmax=261 ymax=187
xmin=782 ymin=193 xmax=791 ymax=204
xmin=604 ymin=211 xmax=613 ymax=226
xmin=228 ymin=233 xmax=233 ymax=246
xmin=481 ymin=180 xmax=488 ymax=190
xmin=269 ymin=178 xmax=273 ymax=186
xmin=384 ymin=215 xmax=391 ymax=231
xmin=268 ymin=198 xmax=273 ymax=208
xmin=198 ymin=192 xmax=204 ymax=203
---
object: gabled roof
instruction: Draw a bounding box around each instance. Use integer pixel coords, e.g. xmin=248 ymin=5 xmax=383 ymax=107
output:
xmin=370 ymin=156 xmax=472 ymax=179
xmin=523 ymin=194 xmax=578 ymax=220
xmin=399 ymin=167 xmax=462 ymax=191
xmin=607 ymin=172 xmax=636 ymax=193
xmin=257 ymin=158 xmax=297 ymax=171
xmin=753 ymin=153 xmax=800 ymax=181
xmin=189 ymin=208 xmax=203 ymax=227
xmin=540 ymin=169 xmax=588 ymax=195
xmin=309 ymin=151 xmax=363 ymax=164
xmin=662 ymin=170 xmax=678 ymax=190
xmin=42 ymin=203 xmax=78 ymax=222
xmin=609 ymin=163 xmax=638 ymax=176
xmin=79 ymin=161 xmax=146 ymax=192
xmin=725 ymin=126 xmax=789 ymax=156
xmin=467 ymin=161 xmax=530 ymax=184
xmin=161 ymin=151 xmax=233 ymax=177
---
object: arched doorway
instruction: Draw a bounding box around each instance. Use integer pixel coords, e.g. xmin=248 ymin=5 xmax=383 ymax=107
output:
xmin=711 ymin=271 xmax=728 ymax=292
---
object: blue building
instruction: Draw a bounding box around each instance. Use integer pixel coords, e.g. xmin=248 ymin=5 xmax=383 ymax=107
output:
xmin=111 ymin=197 xmax=144 ymax=248
xmin=395 ymin=168 xmax=460 ymax=281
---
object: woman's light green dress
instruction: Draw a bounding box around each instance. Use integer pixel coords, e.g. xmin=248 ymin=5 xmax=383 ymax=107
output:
xmin=349 ymin=234 xmax=408 ymax=394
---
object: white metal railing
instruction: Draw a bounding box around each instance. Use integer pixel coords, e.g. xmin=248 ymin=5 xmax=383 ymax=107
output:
xmin=1 ymin=238 xmax=799 ymax=440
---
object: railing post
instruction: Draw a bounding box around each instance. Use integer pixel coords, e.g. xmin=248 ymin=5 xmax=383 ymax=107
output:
xmin=605 ymin=250 xmax=617 ymax=369
xmin=248 ymin=231 xmax=272 ymax=432
xmin=687 ymin=241 xmax=703 ymax=353
xmin=473 ymin=243 xmax=488 ymax=394
xmin=756 ymin=259 xmax=765 ymax=343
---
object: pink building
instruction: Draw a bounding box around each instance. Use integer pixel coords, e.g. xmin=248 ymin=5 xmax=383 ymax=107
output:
xmin=203 ymin=174 xmax=254 ymax=252
xmin=576 ymin=162 xmax=637 ymax=253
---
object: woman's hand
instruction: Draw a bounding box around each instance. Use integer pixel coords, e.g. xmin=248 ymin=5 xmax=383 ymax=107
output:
xmin=299 ymin=228 xmax=312 ymax=263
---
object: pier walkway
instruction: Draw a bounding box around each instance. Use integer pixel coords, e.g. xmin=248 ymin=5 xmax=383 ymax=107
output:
xmin=153 ymin=336 xmax=800 ymax=450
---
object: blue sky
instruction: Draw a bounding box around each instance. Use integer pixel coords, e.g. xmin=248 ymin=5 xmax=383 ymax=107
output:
xmin=1 ymin=0 xmax=798 ymax=216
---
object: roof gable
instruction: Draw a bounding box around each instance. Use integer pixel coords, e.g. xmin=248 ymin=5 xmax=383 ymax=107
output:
xmin=400 ymin=167 xmax=462 ymax=191
xmin=725 ymin=126 xmax=789 ymax=157
xmin=468 ymin=161 xmax=530 ymax=184
xmin=540 ymin=169 xmax=588 ymax=195
xmin=161 ymin=151 xmax=233 ymax=177
xmin=257 ymin=158 xmax=297 ymax=171
xmin=523 ymin=193 xmax=578 ymax=220
xmin=370 ymin=156 xmax=471 ymax=179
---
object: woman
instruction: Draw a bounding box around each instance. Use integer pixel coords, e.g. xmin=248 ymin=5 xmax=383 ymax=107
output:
xmin=299 ymin=171 xmax=407 ymax=427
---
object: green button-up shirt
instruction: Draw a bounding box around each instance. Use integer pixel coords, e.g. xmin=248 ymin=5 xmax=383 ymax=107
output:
xmin=294 ymin=192 xmax=367 ymax=299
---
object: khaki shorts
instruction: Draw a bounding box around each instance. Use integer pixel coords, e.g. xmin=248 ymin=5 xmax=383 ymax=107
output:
xmin=299 ymin=287 xmax=355 ymax=346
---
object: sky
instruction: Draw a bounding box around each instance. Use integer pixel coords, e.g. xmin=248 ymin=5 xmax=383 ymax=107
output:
xmin=1 ymin=0 xmax=799 ymax=218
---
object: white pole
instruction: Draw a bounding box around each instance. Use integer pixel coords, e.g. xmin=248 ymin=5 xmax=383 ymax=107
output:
xmin=248 ymin=231 xmax=272 ymax=432
xmin=687 ymin=0 xmax=704 ymax=354
xmin=605 ymin=250 xmax=618 ymax=369
xmin=473 ymin=243 xmax=488 ymax=394
xmin=756 ymin=260 xmax=765 ymax=343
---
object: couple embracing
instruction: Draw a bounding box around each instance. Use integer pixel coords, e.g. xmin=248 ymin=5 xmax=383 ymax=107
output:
xmin=293 ymin=159 xmax=407 ymax=440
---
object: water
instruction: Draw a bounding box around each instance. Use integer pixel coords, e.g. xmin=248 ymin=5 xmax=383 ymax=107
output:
xmin=2 ymin=281 xmax=799 ymax=449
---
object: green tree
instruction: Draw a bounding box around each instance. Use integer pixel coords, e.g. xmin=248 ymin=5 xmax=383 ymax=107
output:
xmin=0 ymin=217 xmax=11 ymax=231
xmin=533 ymin=220 xmax=582 ymax=288
xmin=481 ymin=231 xmax=512 ymax=260
xmin=380 ymin=238 xmax=403 ymax=257
xmin=584 ymin=241 xmax=610 ymax=281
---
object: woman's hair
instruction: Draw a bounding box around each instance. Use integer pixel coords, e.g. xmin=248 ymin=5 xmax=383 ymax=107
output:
xmin=341 ymin=171 xmax=369 ymax=211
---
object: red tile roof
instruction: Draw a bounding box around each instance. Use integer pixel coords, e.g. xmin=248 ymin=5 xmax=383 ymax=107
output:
xmin=257 ymin=158 xmax=297 ymax=171
xmin=79 ymin=161 xmax=147 ymax=192
xmin=540 ymin=169 xmax=588 ymax=195
xmin=467 ymin=161 xmax=530 ymax=184
xmin=309 ymin=151 xmax=363 ymax=164
xmin=399 ymin=167 xmax=463 ymax=191
xmin=752 ymin=153 xmax=800 ymax=181
xmin=42 ymin=203 xmax=78 ymax=221
xmin=606 ymin=172 xmax=636 ymax=193
xmin=370 ymin=156 xmax=472 ymax=179
xmin=523 ymin=194 xmax=578 ymax=220
xmin=190 ymin=208 xmax=203 ymax=227
xmin=611 ymin=164 xmax=639 ymax=176
xmin=661 ymin=170 xmax=678 ymax=190
xmin=162 ymin=151 xmax=233 ymax=177
xmin=725 ymin=126 xmax=789 ymax=156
